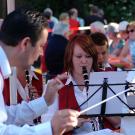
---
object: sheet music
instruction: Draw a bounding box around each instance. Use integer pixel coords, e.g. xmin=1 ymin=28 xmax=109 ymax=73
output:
xmin=80 ymin=129 xmax=124 ymax=135
xmin=126 ymin=70 xmax=135 ymax=108
xmin=80 ymin=88 xmax=131 ymax=115
xmin=126 ymin=70 xmax=135 ymax=84
xmin=83 ymin=71 xmax=128 ymax=115
xmin=121 ymin=116 xmax=135 ymax=135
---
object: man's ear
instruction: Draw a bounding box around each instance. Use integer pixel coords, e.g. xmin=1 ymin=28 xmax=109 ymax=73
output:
xmin=19 ymin=37 xmax=31 ymax=51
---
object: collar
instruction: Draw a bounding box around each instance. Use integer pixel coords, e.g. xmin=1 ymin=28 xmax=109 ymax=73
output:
xmin=65 ymin=73 xmax=80 ymax=86
xmin=29 ymin=66 xmax=39 ymax=81
xmin=99 ymin=62 xmax=112 ymax=71
xmin=65 ymin=73 xmax=88 ymax=95
xmin=104 ymin=62 xmax=112 ymax=68
xmin=65 ymin=73 xmax=74 ymax=85
xmin=0 ymin=46 xmax=11 ymax=79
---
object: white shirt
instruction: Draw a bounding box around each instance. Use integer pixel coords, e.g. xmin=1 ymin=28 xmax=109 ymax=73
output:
xmin=42 ymin=74 xmax=98 ymax=134
xmin=0 ymin=46 xmax=52 ymax=135
xmin=99 ymin=62 xmax=121 ymax=71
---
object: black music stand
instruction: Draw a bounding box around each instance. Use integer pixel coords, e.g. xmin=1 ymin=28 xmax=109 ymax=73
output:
xmin=125 ymin=70 xmax=135 ymax=109
xmin=77 ymin=71 xmax=135 ymax=129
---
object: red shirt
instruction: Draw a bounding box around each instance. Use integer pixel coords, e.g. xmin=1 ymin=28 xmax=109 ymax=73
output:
xmin=58 ymin=84 xmax=80 ymax=135
xmin=69 ymin=18 xmax=80 ymax=40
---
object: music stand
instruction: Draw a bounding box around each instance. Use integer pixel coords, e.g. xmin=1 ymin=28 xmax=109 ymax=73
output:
xmin=79 ymin=71 xmax=135 ymax=118
xmin=124 ymin=70 xmax=135 ymax=109
xmin=120 ymin=70 xmax=135 ymax=135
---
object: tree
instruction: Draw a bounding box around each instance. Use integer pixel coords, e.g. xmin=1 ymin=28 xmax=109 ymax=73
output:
xmin=15 ymin=0 xmax=135 ymax=23
xmin=88 ymin=0 xmax=135 ymax=22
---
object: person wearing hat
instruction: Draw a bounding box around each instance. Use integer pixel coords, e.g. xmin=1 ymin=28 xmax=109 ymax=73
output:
xmin=106 ymin=22 xmax=125 ymax=57
xmin=118 ymin=21 xmax=129 ymax=41
xmin=119 ymin=21 xmax=135 ymax=69
xmin=90 ymin=21 xmax=105 ymax=34
xmin=118 ymin=21 xmax=132 ymax=69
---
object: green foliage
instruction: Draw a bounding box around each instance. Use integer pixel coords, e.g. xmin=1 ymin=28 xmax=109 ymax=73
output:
xmin=15 ymin=0 xmax=135 ymax=23
xmin=87 ymin=0 xmax=135 ymax=22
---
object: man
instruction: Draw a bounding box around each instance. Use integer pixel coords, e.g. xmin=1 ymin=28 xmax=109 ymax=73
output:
xmin=0 ymin=8 xmax=79 ymax=135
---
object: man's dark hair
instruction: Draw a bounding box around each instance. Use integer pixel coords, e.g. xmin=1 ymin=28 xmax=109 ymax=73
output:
xmin=0 ymin=8 xmax=48 ymax=47
xmin=90 ymin=32 xmax=108 ymax=48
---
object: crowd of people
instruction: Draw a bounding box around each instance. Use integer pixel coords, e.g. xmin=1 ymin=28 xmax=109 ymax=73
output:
xmin=0 ymin=4 xmax=135 ymax=135
xmin=39 ymin=5 xmax=135 ymax=73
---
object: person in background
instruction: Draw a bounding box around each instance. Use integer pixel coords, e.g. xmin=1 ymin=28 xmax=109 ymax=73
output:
xmin=0 ymin=8 xmax=79 ymax=135
xmin=43 ymin=8 xmax=58 ymax=26
xmin=69 ymin=8 xmax=85 ymax=27
xmin=42 ymin=34 xmax=101 ymax=134
xmin=43 ymin=8 xmax=55 ymax=40
xmin=118 ymin=21 xmax=132 ymax=69
xmin=90 ymin=21 xmax=105 ymax=34
xmin=118 ymin=21 xmax=129 ymax=42
xmin=91 ymin=32 xmax=117 ymax=71
xmin=98 ymin=8 xmax=107 ymax=25
xmin=41 ymin=12 xmax=70 ymax=74
xmin=85 ymin=4 xmax=105 ymax=26
xmin=44 ymin=12 xmax=70 ymax=80
xmin=106 ymin=22 xmax=125 ymax=57
xmin=91 ymin=32 xmax=121 ymax=130
xmin=68 ymin=8 xmax=80 ymax=39
xmin=119 ymin=21 xmax=135 ymax=68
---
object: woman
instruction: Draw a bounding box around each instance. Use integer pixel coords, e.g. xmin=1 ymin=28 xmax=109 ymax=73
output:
xmin=107 ymin=22 xmax=125 ymax=57
xmin=120 ymin=21 xmax=135 ymax=68
xmin=42 ymin=34 xmax=99 ymax=134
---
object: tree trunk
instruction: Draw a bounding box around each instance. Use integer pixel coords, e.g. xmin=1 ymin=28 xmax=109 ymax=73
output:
xmin=0 ymin=0 xmax=7 ymax=18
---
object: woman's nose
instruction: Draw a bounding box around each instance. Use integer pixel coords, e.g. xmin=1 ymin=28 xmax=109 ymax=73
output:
xmin=98 ymin=54 xmax=103 ymax=60
xmin=81 ymin=57 xmax=87 ymax=63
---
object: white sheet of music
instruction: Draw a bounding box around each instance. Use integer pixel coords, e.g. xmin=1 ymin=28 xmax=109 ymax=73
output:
xmin=126 ymin=70 xmax=135 ymax=108
xmin=121 ymin=116 xmax=135 ymax=135
xmin=82 ymin=129 xmax=124 ymax=135
xmin=84 ymin=71 xmax=127 ymax=115
xmin=126 ymin=70 xmax=135 ymax=83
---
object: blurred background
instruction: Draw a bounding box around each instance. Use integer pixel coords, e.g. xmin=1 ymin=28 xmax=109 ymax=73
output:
xmin=1 ymin=0 xmax=135 ymax=22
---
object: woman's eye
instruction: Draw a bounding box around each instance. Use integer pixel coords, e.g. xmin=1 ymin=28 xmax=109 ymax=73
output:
xmin=76 ymin=56 xmax=82 ymax=58
xmin=102 ymin=53 xmax=106 ymax=55
xmin=86 ymin=55 xmax=91 ymax=58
